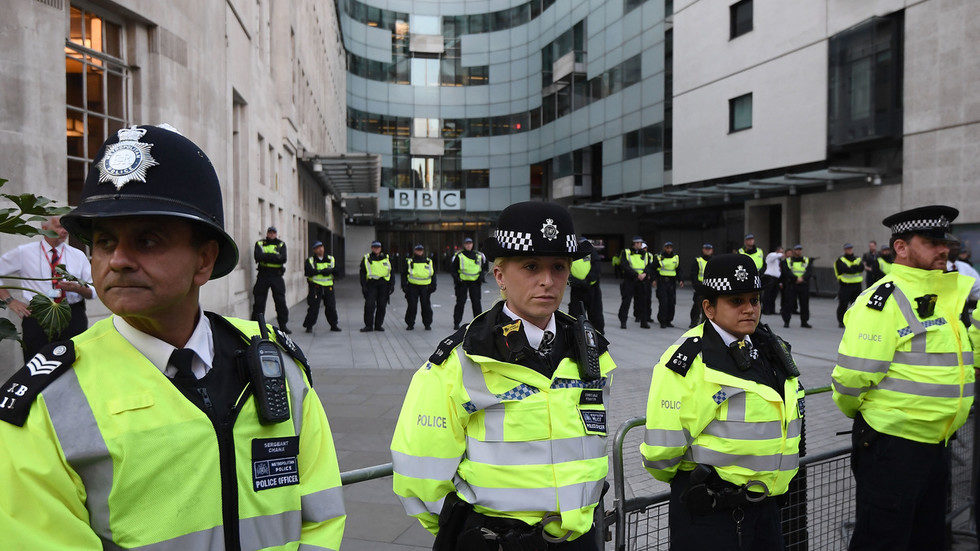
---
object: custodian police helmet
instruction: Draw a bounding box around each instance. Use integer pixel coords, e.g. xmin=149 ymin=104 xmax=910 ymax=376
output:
xmin=483 ymin=201 xmax=592 ymax=261
xmin=61 ymin=124 xmax=239 ymax=279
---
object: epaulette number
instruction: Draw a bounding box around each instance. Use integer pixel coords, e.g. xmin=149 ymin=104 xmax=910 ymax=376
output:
xmin=666 ymin=336 xmax=702 ymax=376
xmin=867 ymin=282 xmax=895 ymax=311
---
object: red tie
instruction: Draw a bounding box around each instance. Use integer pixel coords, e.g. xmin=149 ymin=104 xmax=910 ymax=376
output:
xmin=49 ymin=248 xmax=65 ymax=303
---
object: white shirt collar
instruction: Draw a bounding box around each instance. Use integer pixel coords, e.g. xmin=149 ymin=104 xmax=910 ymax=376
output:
xmin=709 ymin=320 xmax=752 ymax=348
xmin=502 ymin=302 xmax=556 ymax=350
xmin=112 ymin=309 xmax=215 ymax=379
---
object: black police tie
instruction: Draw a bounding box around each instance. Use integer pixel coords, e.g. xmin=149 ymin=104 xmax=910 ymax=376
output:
xmin=539 ymin=331 xmax=555 ymax=356
xmin=168 ymin=348 xmax=197 ymax=381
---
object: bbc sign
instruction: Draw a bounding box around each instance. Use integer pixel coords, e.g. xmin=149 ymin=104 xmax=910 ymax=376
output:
xmin=393 ymin=190 xmax=461 ymax=210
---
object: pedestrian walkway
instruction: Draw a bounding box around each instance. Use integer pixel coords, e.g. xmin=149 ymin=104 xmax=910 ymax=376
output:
xmin=294 ymin=274 xmax=857 ymax=550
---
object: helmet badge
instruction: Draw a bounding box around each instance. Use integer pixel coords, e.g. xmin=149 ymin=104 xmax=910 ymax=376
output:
xmin=97 ymin=126 xmax=159 ymax=190
xmin=540 ymin=218 xmax=559 ymax=241
xmin=734 ymin=264 xmax=749 ymax=282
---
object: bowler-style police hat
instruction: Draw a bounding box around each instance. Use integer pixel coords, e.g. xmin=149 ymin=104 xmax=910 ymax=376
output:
xmin=696 ymin=254 xmax=763 ymax=298
xmin=483 ymin=201 xmax=591 ymax=261
xmin=61 ymin=124 xmax=239 ymax=279
xmin=882 ymin=205 xmax=959 ymax=242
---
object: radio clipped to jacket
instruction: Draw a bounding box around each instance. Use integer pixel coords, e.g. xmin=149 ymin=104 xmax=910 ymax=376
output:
xmin=247 ymin=314 xmax=291 ymax=425
xmin=573 ymin=302 xmax=601 ymax=381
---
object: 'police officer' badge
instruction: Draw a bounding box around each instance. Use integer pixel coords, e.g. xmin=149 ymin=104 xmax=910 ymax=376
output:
xmin=97 ymin=126 xmax=159 ymax=190
xmin=540 ymin=218 xmax=559 ymax=241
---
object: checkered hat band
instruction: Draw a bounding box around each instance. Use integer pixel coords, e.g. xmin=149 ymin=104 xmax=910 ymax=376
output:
xmin=565 ymin=234 xmax=577 ymax=253
xmin=494 ymin=230 xmax=533 ymax=251
xmin=890 ymin=217 xmax=949 ymax=234
xmin=702 ymin=277 xmax=733 ymax=291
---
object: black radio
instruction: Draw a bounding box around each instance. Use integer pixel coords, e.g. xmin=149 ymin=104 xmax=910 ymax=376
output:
xmin=246 ymin=315 xmax=291 ymax=425
xmin=573 ymin=302 xmax=601 ymax=381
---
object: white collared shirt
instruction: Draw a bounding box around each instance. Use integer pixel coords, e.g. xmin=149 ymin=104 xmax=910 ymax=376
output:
xmin=709 ymin=320 xmax=752 ymax=349
xmin=764 ymin=252 xmax=784 ymax=277
xmin=113 ymin=309 xmax=215 ymax=379
xmin=0 ymin=240 xmax=93 ymax=303
xmin=502 ymin=303 xmax=556 ymax=350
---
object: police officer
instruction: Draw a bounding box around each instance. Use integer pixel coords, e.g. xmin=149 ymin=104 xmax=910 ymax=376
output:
xmin=0 ymin=124 xmax=345 ymax=549
xmin=655 ymin=241 xmax=683 ymax=328
xmin=391 ymin=201 xmax=615 ymax=551
xmin=619 ymin=236 xmax=651 ymax=329
xmin=878 ymin=245 xmax=894 ymax=276
xmin=639 ymin=242 xmax=656 ymax=325
xmin=569 ymin=236 xmax=605 ymax=333
xmin=252 ymin=226 xmax=290 ymax=333
xmin=738 ymin=233 xmax=765 ymax=272
xmin=780 ymin=245 xmax=813 ymax=328
xmin=834 ymin=243 xmax=864 ymax=328
xmin=451 ymin=237 xmax=487 ymax=330
xmin=688 ymin=243 xmax=713 ymax=328
xmin=862 ymin=240 xmax=884 ymax=287
xmin=641 ymin=254 xmax=803 ymax=550
xmin=303 ymin=240 xmax=341 ymax=333
xmin=402 ymin=244 xmax=435 ymax=331
xmin=832 ymin=205 xmax=974 ymax=550
xmin=359 ymin=240 xmax=392 ymax=332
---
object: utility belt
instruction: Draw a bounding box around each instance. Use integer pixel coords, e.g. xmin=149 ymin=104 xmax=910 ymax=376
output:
xmin=678 ymin=464 xmax=771 ymax=516
xmin=257 ymin=265 xmax=284 ymax=275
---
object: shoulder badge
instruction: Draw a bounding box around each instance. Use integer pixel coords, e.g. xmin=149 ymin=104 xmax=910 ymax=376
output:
xmin=273 ymin=327 xmax=312 ymax=384
xmin=866 ymin=281 xmax=896 ymax=311
xmin=429 ymin=326 xmax=467 ymax=365
xmin=665 ymin=336 xmax=702 ymax=376
xmin=0 ymin=341 xmax=76 ymax=427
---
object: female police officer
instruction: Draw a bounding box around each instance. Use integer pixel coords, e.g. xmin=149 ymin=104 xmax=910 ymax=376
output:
xmin=640 ymin=254 xmax=803 ymax=550
xmin=391 ymin=201 xmax=615 ymax=551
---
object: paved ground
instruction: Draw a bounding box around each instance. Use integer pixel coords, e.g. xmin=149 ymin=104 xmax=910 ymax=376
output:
xmin=291 ymin=274 xmax=860 ymax=550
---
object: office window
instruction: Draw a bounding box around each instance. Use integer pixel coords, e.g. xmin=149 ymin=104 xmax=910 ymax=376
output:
xmin=730 ymin=0 xmax=753 ymax=39
xmin=410 ymin=14 xmax=441 ymax=35
xmin=640 ymin=123 xmax=663 ymax=156
xmin=624 ymin=0 xmax=646 ymax=15
xmin=411 ymin=57 xmax=440 ymax=86
xmin=413 ymin=118 xmax=441 ymax=138
xmin=729 ymin=93 xmax=753 ymax=133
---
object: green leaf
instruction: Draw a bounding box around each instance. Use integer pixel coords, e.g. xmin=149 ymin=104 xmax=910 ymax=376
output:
xmin=0 ymin=318 xmax=20 ymax=343
xmin=28 ymin=295 xmax=72 ymax=340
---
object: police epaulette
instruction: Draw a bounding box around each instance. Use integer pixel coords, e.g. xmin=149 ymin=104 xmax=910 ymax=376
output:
xmin=866 ymin=281 xmax=895 ymax=311
xmin=273 ymin=327 xmax=313 ymax=384
xmin=0 ymin=341 xmax=75 ymax=427
xmin=665 ymin=336 xmax=702 ymax=376
xmin=429 ymin=325 xmax=467 ymax=365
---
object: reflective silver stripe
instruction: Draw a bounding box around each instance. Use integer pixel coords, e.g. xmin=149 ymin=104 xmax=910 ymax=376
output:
xmin=644 ymin=428 xmax=690 ymax=448
xmin=454 ymin=478 xmax=601 ymax=512
xmin=298 ymin=545 xmax=338 ymax=551
xmin=398 ymin=494 xmax=446 ymax=517
xmin=301 ymin=486 xmax=346 ymax=523
xmin=464 ymin=435 xmax=606 ymax=466
xmin=283 ymin=360 xmax=308 ymax=435
xmin=779 ymin=450 xmax=801 ymax=471
xmin=104 ymin=527 xmax=225 ymax=551
xmin=832 ymin=380 xmax=869 ymax=397
xmin=893 ymin=351 xmax=964 ymax=367
xmin=458 ymin=347 xmax=501 ymax=411
xmin=876 ymin=378 xmax=971 ymax=398
xmin=44 ymin=370 xmax=114 ymax=543
xmin=787 ymin=418 xmax=802 ymax=439
xmin=701 ymin=420 xmax=783 ymax=441
xmin=892 ymin=286 xmax=927 ymax=337
xmin=392 ymin=450 xmax=463 ymax=480
xmin=837 ymin=353 xmax=891 ymax=374
xmin=642 ymin=456 xmax=682 ymax=470
xmin=687 ymin=445 xmax=798 ymax=472
xmin=557 ymin=477 xmax=605 ymax=513
xmin=483 ymin=403 xmax=506 ymax=441
xmin=909 ymin=333 xmax=927 ymax=353
xmin=723 ymin=389 xmax=746 ymax=421
xmin=965 ymin=351 xmax=975 ymax=366
xmin=973 ymin=317 xmax=980 ymax=330
xmin=239 ymin=509 xmax=301 ymax=551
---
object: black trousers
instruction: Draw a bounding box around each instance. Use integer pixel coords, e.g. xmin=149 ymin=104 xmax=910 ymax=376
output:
xmin=780 ymin=282 xmax=810 ymax=324
xmin=453 ymin=281 xmax=482 ymax=326
xmin=668 ymin=471 xmax=784 ymax=551
xmin=252 ymin=270 xmax=288 ymax=327
xmin=569 ymin=284 xmax=605 ymax=333
xmin=21 ymin=301 xmax=88 ymax=361
xmin=761 ymin=275 xmax=780 ymax=315
xmin=363 ymin=280 xmax=389 ymax=329
xmin=690 ymin=291 xmax=704 ymax=327
xmin=657 ymin=277 xmax=677 ymax=325
xmin=836 ymin=282 xmax=862 ymax=324
xmin=405 ymin=284 xmax=433 ymax=328
xmin=849 ymin=416 xmax=948 ymax=551
xmin=303 ymin=283 xmax=338 ymax=329
xmin=455 ymin=514 xmax=600 ymax=551
xmin=618 ymin=279 xmax=646 ymax=324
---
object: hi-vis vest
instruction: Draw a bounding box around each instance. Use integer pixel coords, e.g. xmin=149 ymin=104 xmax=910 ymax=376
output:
xmin=407 ymin=257 xmax=434 ymax=286
xmin=657 ymin=254 xmax=679 ymax=277
xmin=364 ymin=254 xmax=391 ymax=281
xmin=391 ymin=317 xmax=617 ymax=541
xmin=835 ymin=256 xmax=863 ymax=284
xmin=695 ymin=257 xmax=708 ymax=282
xmin=785 ymin=257 xmax=810 ymax=278
xmin=570 ymin=256 xmax=595 ymax=285
xmin=879 ymin=257 xmax=893 ymax=276
xmin=308 ymin=255 xmax=335 ymax=286
xmin=257 ymin=240 xmax=285 ymax=269
xmin=625 ymin=250 xmax=647 ymax=274
xmin=739 ymin=247 xmax=765 ymax=271
xmin=832 ymin=264 xmax=975 ymax=444
xmin=641 ymin=324 xmax=803 ymax=497
xmin=456 ymin=252 xmax=483 ymax=282
xmin=0 ymin=316 xmax=345 ymax=550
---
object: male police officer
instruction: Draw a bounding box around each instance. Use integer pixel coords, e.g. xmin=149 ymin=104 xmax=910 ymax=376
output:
xmin=619 ymin=236 xmax=651 ymax=329
xmin=0 ymin=124 xmax=345 ymax=549
xmin=253 ymin=226 xmax=290 ymax=333
xmin=832 ymin=205 xmax=974 ymax=550
xmin=780 ymin=245 xmax=813 ymax=328
xmin=688 ymin=243 xmax=713 ymax=328
xmin=303 ymin=241 xmax=341 ymax=333
xmin=402 ymin=244 xmax=435 ymax=331
xmin=451 ymin=237 xmax=487 ymax=330
xmin=738 ymin=233 xmax=765 ymax=272
xmin=569 ymin=236 xmax=605 ymax=332
xmin=655 ymin=241 xmax=683 ymax=328
xmin=834 ymin=243 xmax=864 ymax=328
xmin=360 ymin=240 xmax=392 ymax=332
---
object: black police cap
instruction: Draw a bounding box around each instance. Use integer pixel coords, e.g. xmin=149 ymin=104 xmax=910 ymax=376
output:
xmin=61 ymin=125 xmax=239 ymax=279
xmin=695 ymin=253 xmax=763 ymax=297
xmin=483 ymin=201 xmax=591 ymax=261
xmin=882 ymin=205 xmax=958 ymax=242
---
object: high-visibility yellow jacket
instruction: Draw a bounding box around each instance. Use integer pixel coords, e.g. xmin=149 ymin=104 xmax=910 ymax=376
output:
xmin=695 ymin=257 xmax=708 ymax=283
xmin=834 ymin=255 xmax=864 ymax=284
xmin=739 ymin=247 xmax=765 ymax=271
xmin=455 ymin=251 xmax=484 ymax=282
xmin=879 ymin=257 xmax=893 ymax=275
xmin=0 ymin=315 xmax=345 ymax=550
xmin=832 ymin=263 xmax=975 ymax=444
xmin=656 ymin=254 xmax=680 ymax=277
xmin=363 ymin=254 xmax=391 ymax=281
xmin=406 ymin=257 xmax=434 ymax=286
xmin=623 ymin=250 xmax=648 ymax=276
xmin=641 ymin=323 xmax=803 ymax=497
xmin=307 ymin=255 xmax=335 ymax=287
xmin=570 ymin=256 xmax=597 ymax=286
xmin=256 ymin=239 xmax=286 ymax=269
xmin=391 ymin=304 xmax=616 ymax=541
xmin=970 ymin=307 xmax=980 ymax=373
